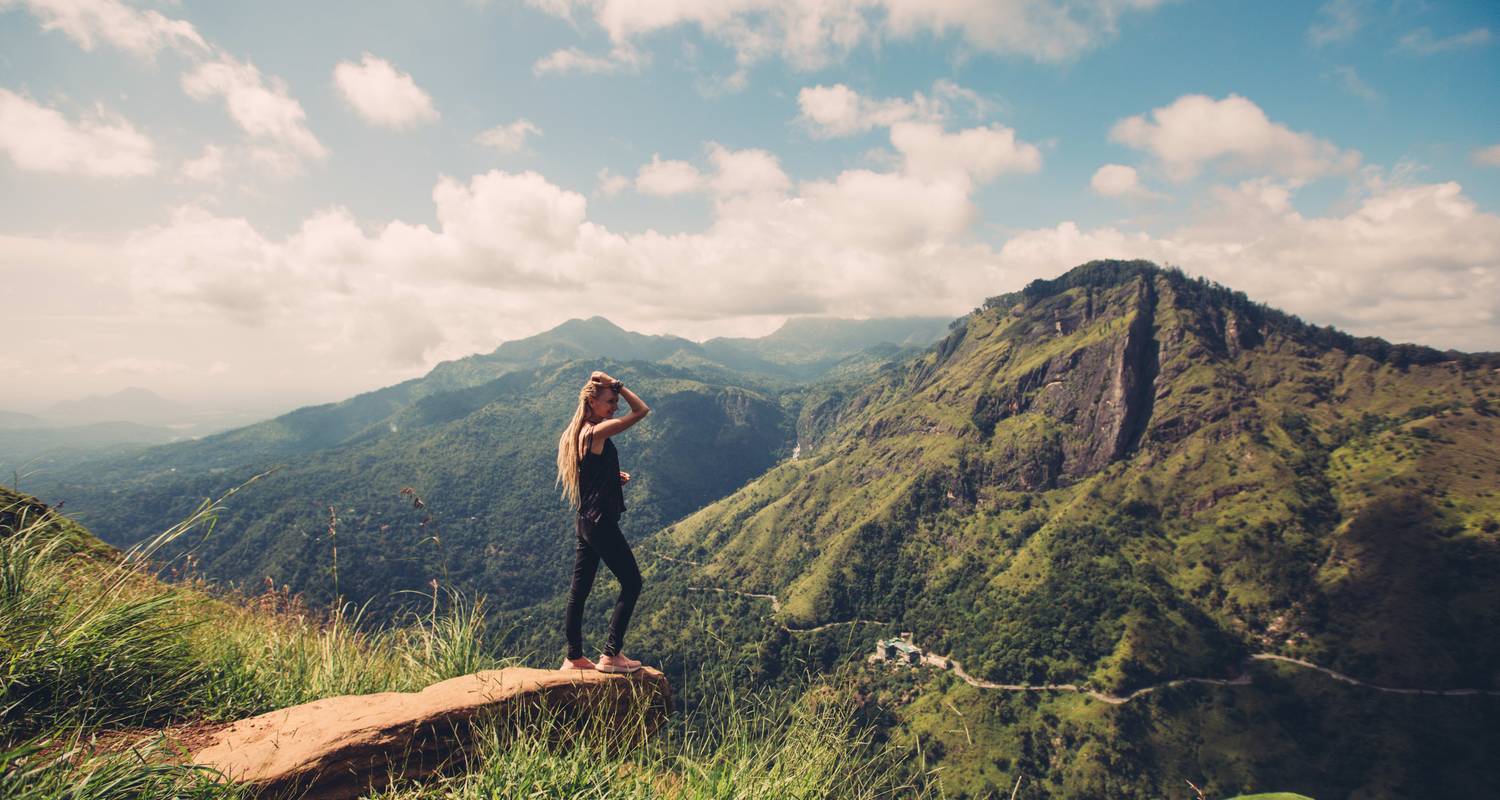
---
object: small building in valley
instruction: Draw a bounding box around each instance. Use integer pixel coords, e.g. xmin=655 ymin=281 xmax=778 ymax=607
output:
xmin=874 ymin=637 xmax=923 ymax=665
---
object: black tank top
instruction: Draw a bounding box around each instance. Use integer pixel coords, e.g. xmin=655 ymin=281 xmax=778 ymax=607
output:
xmin=578 ymin=434 xmax=626 ymax=523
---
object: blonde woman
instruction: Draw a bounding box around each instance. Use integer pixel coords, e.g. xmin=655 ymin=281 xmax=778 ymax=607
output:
xmin=555 ymin=371 xmax=650 ymax=673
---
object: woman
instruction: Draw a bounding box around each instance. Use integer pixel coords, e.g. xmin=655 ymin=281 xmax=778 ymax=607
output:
xmin=555 ymin=370 xmax=650 ymax=673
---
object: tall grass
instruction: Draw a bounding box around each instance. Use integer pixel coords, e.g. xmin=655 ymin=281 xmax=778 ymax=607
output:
xmin=0 ymin=493 xmax=216 ymax=737
xmin=367 ymin=669 xmax=927 ymax=800
xmin=2 ymin=486 xmax=929 ymax=798
xmin=0 ymin=740 xmax=243 ymax=800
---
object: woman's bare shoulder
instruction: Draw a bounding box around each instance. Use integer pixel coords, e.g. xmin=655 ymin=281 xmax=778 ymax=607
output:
xmin=579 ymin=423 xmax=606 ymax=456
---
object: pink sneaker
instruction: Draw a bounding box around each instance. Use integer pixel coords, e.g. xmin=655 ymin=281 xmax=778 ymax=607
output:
xmin=561 ymin=656 xmax=596 ymax=670
xmin=596 ymin=653 xmax=642 ymax=674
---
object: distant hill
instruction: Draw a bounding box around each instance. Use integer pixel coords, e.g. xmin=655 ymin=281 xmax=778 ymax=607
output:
xmin=26 ymin=313 xmax=945 ymax=617
xmin=0 ymin=420 xmax=180 ymax=477
xmin=704 ymin=316 xmax=953 ymax=369
xmin=47 ymin=386 xmax=186 ymax=427
xmin=0 ymin=410 xmax=47 ymax=429
xmin=423 ymin=314 xmax=951 ymax=390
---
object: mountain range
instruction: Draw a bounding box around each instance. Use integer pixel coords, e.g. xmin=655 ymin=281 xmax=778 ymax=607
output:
xmin=19 ymin=262 xmax=1500 ymax=798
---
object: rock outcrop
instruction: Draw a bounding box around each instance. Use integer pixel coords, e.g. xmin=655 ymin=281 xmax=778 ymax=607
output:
xmin=192 ymin=667 xmax=671 ymax=799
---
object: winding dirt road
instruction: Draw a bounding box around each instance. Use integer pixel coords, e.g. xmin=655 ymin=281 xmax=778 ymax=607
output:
xmin=674 ymin=575 xmax=1500 ymax=703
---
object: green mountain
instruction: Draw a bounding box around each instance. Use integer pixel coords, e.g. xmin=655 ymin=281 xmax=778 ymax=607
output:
xmin=31 ymin=361 xmax=790 ymax=616
xmin=617 ymin=260 xmax=1500 ymax=798
xmin=657 ymin=260 xmax=1500 ymax=691
xmin=26 ymin=314 xmax=944 ymax=616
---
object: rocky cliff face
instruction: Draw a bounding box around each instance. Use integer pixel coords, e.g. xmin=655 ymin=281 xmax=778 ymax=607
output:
xmin=657 ymin=260 xmax=1500 ymax=695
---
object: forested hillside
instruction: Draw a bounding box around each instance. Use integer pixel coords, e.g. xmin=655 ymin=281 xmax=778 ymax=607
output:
xmin=627 ymin=260 xmax=1500 ymax=797
xmin=25 ymin=316 xmax=945 ymax=618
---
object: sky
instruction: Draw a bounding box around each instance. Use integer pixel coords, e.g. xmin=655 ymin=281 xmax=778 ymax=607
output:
xmin=2 ymin=0 xmax=1498 ymax=415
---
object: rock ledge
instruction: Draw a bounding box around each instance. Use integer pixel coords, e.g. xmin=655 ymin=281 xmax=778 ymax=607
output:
xmin=192 ymin=667 xmax=671 ymax=799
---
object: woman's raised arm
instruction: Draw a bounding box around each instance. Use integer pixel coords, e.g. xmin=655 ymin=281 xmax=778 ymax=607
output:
xmin=591 ymin=380 xmax=649 ymax=440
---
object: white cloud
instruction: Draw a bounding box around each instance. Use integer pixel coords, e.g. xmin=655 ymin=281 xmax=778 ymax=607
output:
xmin=595 ymin=167 xmax=630 ymax=196
xmin=797 ymin=80 xmax=994 ymax=140
xmin=798 ymin=82 xmax=942 ymax=138
xmin=333 ymin=54 xmax=439 ymax=129
xmin=1474 ymin=143 xmax=1500 ymax=168
xmin=997 ymin=179 xmax=1500 ymax=350
xmin=891 ymin=121 xmax=1041 ymax=183
xmin=180 ymin=143 xmax=225 ymax=182
xmin=635 ymin=155 xmax=705 ymax=196
xmin=1395 ymin=26 xmax=1491 ymax=55
xmin=0 ymin=88 xmax=156 ymax=176
xmin=532 ymin=45 xmax=643 ymax=76
xmin=5 ymin=0 xmax=207 ymax=58
xmin=182 ymin=54 xmax=327 ymax=167
xmin=708 ymin=144 xmax=790 ymax=197
xmin=799 ymin=167 xmax=975 ymax=249
xmin=1090 ymin=163 xmax=1146 ymax=197
xmin=1308 ymin=0 xmax=1364 ymax=46
xmin=22 ymin=150 xmax=1500 ymax=411
xmin=475 ymin=119 xmax=542 ymax=153
xmin=1110 ymin=93 xmax=1360 ymax=182
xmin=526 ymin=0 xmax=1165 ymax=71
xmin=880 ymin=0 xmax=1165 ymax=63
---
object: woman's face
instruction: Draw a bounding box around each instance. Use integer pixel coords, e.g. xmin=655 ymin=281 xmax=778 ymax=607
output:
xmin=587 ymin=388 xmax=619 ymax=421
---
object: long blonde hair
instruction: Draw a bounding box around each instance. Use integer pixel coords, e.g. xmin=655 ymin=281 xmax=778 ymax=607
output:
xmin=556 ymin=378 xmax=606 ymax=510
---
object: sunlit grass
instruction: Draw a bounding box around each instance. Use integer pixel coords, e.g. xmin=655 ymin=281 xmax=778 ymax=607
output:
xmin=1 ymin=485 xmax=929 ymax=798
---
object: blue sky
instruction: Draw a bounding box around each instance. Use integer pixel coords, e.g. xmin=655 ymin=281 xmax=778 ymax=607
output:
xmin=2 ymin=0 xmax=1497 ymax=412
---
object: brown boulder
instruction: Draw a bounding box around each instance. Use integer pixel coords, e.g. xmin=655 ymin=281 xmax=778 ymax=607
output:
xmin=192 ymin=667 xmax=671 ymax=799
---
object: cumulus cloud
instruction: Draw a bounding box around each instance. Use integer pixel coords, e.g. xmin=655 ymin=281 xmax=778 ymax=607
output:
xmin=475 ymin=119 xmax=542 ymax=153
xmin=635 ymin=155 xmax=704 ymax=196
xmin=1110 ymin=93 xmax=1360 ymax=182
xmin=333 ymin=54 xmax=439 ymax=129
xmin=182 ymin=54 xmax=327 ymax=167
xmin=708 ymin=144 xmax=791 ymax=197
xmin=595 ymin=168 xmax=630 ymax=196
xmin=0 ymin=88 xmax=156 ymax=176
xmin=5 ymin=0 xmax=207 ymax=58
xmin=526 ymin=0 xmax=1165 ymax=71
xmin=798 ymin=83 xmax=940 ymax=137
xmin=34 ymin=138 xmax=1496 ymax=408
xmin=1474 ymin=143 xmax=1500 ymax=168
xmin=1395 ymin=26 xmax=1491 ymax=55
xmin=891 ymin=121 xmax=1041 ymax=182
xmin=1090 ymin=163 xmax=1148 ymax=197
xmin=113 ymin=153 xmax=1006 ymax=372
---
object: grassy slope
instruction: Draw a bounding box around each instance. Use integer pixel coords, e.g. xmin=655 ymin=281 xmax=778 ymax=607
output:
xmin=0 ymin=485 xmax=928 ymax=799
xmin=636 ymin=262 xmax=1500 ymax=797
xmin=655 ymin=264 xmax=1500 ymax=690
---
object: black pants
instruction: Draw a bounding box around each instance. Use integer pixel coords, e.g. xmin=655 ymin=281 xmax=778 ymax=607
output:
xmin=565 ymin=514 xmax=642 ymax=659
